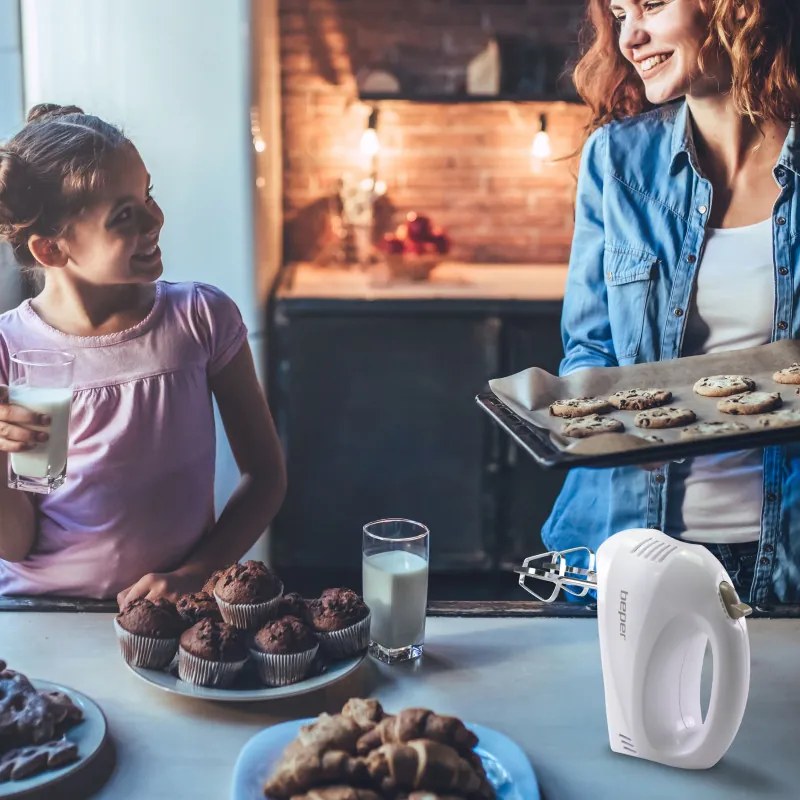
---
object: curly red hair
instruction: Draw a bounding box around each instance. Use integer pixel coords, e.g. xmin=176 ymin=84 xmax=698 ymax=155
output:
xmin=574 ymin=0 xmax=800 ymax=133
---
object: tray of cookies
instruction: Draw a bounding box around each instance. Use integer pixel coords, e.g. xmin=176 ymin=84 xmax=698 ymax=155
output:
xmin=478 ymin=339 xmax=800 ymax=469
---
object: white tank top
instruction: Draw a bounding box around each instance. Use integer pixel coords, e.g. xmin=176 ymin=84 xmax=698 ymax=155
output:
xmin=666 ymin=217 xmax=774 ymax=544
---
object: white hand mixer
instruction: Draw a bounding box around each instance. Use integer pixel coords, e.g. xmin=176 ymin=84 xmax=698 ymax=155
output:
xmin=516 ymin=528 xmax=752 ymax=769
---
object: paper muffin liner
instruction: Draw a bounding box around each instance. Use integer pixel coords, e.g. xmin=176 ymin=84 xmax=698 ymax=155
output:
xmin=113 ymin=618 xmax=179 ymax=670
xmin=316 ymin=611 xmax=371 ymax=660
xmin=249 ymin=643 xmax=319 ymax=687
xmin=214 ymin=581 xmax=284 ymax=630
xmin=177 ymin=647 xmax=248 ymax=688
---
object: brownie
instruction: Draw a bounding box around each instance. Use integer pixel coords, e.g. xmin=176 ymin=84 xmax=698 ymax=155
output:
xmin=214 ymin=560 xmax=282 ymax=605
xmin=176 ymin=592 xmax=222 ymax=627
xmin=179 ymin=619 xmax=248 ymax=663
xmin=253 ymin=615 xmax=318 ymax=655
xmin=307 ymin=588 xmax=370 ymax=632
xmin=273 ymin=592 xmax=309 ymax=621
xmin=115 ymin=598 xmax=183 ymax=638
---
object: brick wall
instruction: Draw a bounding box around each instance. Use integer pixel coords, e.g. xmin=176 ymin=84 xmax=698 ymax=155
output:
xmin=277 ymin=0 xmax=591 ymax=265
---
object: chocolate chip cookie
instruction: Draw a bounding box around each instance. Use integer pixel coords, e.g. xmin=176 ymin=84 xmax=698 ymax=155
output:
xmin=755 ymin=409 xmax=800 ymax=428
xmin=693 ymin=375 xmax=756 ymax=397
xmin=773 ymin=363 xmax=800 ymax=384
xmin=549 ymin=396 xmax=613 ymax=418
xmin=717 ymin=391 xmax=782 ymax=415
xmin=608 ymin=388 xmax=672 ymax=411
xmin=634 ymin=407 xmax=697 ymax=429
xmin=561 ymin=414 xmax=624 ymax=438
xmin=680 ymin=421 xmax=749 ymax=439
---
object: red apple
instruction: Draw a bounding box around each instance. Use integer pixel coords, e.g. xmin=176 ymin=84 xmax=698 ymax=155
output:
xmin=381 ymin=234 xmax=405 ymax=255
xmin=431 ymin=232 xmax=450 ymax=254
xmin=405 ymin=238 xmax=426 ymax=256
xmin=406 ymin=212 xmax=432 ymax=242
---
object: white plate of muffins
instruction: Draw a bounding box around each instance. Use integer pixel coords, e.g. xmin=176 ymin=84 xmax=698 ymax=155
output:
xmin=114 ymin=561 xmax=370 ymax=702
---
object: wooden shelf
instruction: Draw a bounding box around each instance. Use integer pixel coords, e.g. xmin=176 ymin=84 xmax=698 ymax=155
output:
xmin=358 ymin=92 xmax=582 ymax=104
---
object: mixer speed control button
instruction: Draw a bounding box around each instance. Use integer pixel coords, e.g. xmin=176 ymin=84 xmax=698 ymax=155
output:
xmin=719 ymin=581 xmax=753 ymax=620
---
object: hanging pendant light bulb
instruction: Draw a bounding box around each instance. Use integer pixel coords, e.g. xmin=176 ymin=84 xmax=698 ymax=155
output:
xmin=531 ymin=112 xmax=552 ymax=170
xmin=360 ymin=106 xmax=381 ymax=167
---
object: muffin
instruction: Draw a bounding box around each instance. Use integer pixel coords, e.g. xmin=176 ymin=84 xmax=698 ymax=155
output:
xmin=176 ymin=591 xmax=223 ymax=628
xmin=307 ymin=588 xmax=371 ymax=659
xmin=250 ymin=615 xmax=319 ymax=686
xmin=114 ymin=598 xmax=183 ymax=669
xmin=272 ymin=592 xmax=309 ymax=622
xmin=213 ymin=560 xmax=284 ymax=629
xmin=177 ymin=618 xmax=248 ymax=688
xmin=201 ymin=567 xmax=228 ymax=595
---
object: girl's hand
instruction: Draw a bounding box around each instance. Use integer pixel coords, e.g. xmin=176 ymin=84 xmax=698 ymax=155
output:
xmin=0 ymin=386 xmax=50 ymax=453
xmin=116 ymin=570 xmax=203 ymax=609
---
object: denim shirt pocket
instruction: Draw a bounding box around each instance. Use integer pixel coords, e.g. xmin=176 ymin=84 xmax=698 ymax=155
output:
xmin=604 ymin=248 xmax=659 ymax=361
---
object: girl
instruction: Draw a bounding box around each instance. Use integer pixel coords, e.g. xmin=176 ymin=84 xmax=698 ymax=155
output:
xmin=541 ymin=0 xmax=800 ymax=605
xmin=0 ymin=104 xmax=287 ymax=605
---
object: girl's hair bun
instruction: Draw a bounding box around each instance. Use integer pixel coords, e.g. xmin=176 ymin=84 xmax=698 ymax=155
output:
xmin=26 ymin=103 xmax=85 ymax=124
xmin=0 ymin=150 xmax=41 ymax=230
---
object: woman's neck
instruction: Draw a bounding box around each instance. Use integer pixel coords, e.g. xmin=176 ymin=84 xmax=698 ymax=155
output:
xmin=31 ymin=277 xmax=157 ymax=337
xmin=686 ymin=93 xmax=788 ymax=182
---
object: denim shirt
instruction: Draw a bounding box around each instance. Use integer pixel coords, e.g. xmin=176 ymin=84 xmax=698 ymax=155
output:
xmin=540 ymin=100 xmax=800 ymax=605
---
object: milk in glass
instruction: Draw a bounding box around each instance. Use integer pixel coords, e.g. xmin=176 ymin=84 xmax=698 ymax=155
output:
xmin=8 ymin=386 xmax=72 ymax=479
xmin=362 ymin=549 xmax=428 ymax=649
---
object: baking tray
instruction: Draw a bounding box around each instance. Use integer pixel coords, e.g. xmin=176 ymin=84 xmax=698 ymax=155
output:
xmin=478 ymin=339 xmax=800 ymax=470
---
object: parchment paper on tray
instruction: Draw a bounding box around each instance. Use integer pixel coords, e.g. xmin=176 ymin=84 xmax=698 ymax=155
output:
xmin=481 ymin=339 xmax=800 ymax=470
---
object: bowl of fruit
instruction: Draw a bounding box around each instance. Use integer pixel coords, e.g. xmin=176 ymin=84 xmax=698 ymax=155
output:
xmin=379 ymin=212 xmax=451 ymax=281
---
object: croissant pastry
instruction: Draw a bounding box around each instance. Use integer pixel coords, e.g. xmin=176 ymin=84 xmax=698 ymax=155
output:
xmin=356 ymin=709 xmax=478 ymax=757
xmin=364 ymin=740 xmax=494 ymax=799
xmin=341 ymin=698 xmax=384 ymax=731
xmin=263 ymin=749 xmax=366 ymax=798
xmin=289 ymin=788 xmax=382 ymax=800
xmin=287 ymin=714 xmax=364 ymax=758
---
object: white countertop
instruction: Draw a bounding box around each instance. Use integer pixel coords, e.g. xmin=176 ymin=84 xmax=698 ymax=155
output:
xmin=1 ymin=613 xmax=798 ymax=799
xmin=277 ymin=262 xmax=568 ymax=302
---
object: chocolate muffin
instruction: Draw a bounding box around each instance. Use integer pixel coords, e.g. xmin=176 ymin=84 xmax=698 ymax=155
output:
xmin=253 ymin=616 xmax=318 ymax=655
xmin=308 ymin=588 xmax=369 ymax=632
xmin=273 ymin=592 xmax=309 ymax=622
xmin=176 ymin=591 xmax=223 ymax=628
xmin=177 ymin=619 xmax=248 ymax=687
xmin=113 ymin=598 xmax=183 ymax=669
xmin=250 ymin=615 xmax=319 ymax=687
xmin=201 ymin=567 xmax=228 ymax=595
xmin=307 ymin=588 xmax=371 ymax=659
xmin=213 ymin=560 xmax=284 ymax=629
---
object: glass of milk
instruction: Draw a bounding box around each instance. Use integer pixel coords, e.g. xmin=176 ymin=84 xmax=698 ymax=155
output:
xmin=362 ymin=518 xmax=429 ymax=664
xmin=7 ymin=349 xmax=75 ymax=494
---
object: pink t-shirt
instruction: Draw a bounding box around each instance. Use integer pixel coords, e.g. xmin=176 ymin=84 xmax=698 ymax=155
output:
xmin=0 ymin=281 xmax=247 ymax=598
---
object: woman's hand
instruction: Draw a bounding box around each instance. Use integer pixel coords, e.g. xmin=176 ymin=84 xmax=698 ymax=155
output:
xmin=116 ymin=569 xmax=203 ymax=609
xmin=0 ymin=385 xmax=50 ymax=453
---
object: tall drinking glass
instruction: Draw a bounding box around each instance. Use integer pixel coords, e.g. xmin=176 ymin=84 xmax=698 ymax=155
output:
xmin=7 ymin=349 xmax=75 ymax=494
xmin=362 ymin=518 xmax=429 ymax=664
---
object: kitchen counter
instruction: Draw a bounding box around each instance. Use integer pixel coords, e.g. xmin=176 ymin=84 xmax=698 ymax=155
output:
xmin=1 ymin=611 xmax=798 ymax=800
xmin=274 ymin=261 xmax=568 ymax=313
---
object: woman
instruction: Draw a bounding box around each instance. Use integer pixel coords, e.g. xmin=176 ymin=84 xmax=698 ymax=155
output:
xmin=541 ymin=0 xmax=800 ymax=605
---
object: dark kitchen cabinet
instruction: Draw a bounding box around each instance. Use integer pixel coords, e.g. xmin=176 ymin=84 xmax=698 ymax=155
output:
xmin=267 ymin=267 xmax=567 ymax=598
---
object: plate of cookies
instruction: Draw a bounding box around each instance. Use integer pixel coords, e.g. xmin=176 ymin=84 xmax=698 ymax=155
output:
xmin=231 ymin=698 xmax=539 ymax=800
xmin=481 ymin=339 xmax=800 ymax=469
xmin=114 ymin=561 xmax=369 ymax=702
xmin=0 ymin=660 xmax=107 ymax=797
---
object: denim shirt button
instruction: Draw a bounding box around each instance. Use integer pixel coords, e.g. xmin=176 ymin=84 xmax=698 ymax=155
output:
xmin=764 ymin=543 xmax=775 ymax=553
xmin=767 ymin=491 xmax=778 ymax=502
xmin=697 ymin=205 xmax=707 ymax=215
xmin=777 ymin=217 xmax=787 ymax=226
xmin=654 ymin=474 xmax=665 ymax=484
xmin=686 ymin=254 xmax=697 ymax=263
xmin=674 ymin=308 xmax=684 ymax=317
xmin=778 ymin=321 xmax=788 ymax=330
xmin=779 ymin=267 xmax=789 ymax=276
xmin=759 ymin=556 xmax=771 ymax=566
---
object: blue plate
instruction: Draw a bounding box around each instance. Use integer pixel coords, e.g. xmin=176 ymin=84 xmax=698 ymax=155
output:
xmin=231 ymin=717 xmax=539 ymax=800
xmin=0 ymin=680 xmax=107 ymax=799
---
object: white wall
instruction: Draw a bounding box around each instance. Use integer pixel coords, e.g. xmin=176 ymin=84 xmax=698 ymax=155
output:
xmin=19 ymin=0 xmax=262 ymax=533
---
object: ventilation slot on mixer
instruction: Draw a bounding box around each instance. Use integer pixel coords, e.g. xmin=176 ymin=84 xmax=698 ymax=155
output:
xmin=631 ymin=537 xmax=678 ymax=562
xmin=618 ymin=733 xmax=637 ymax=754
